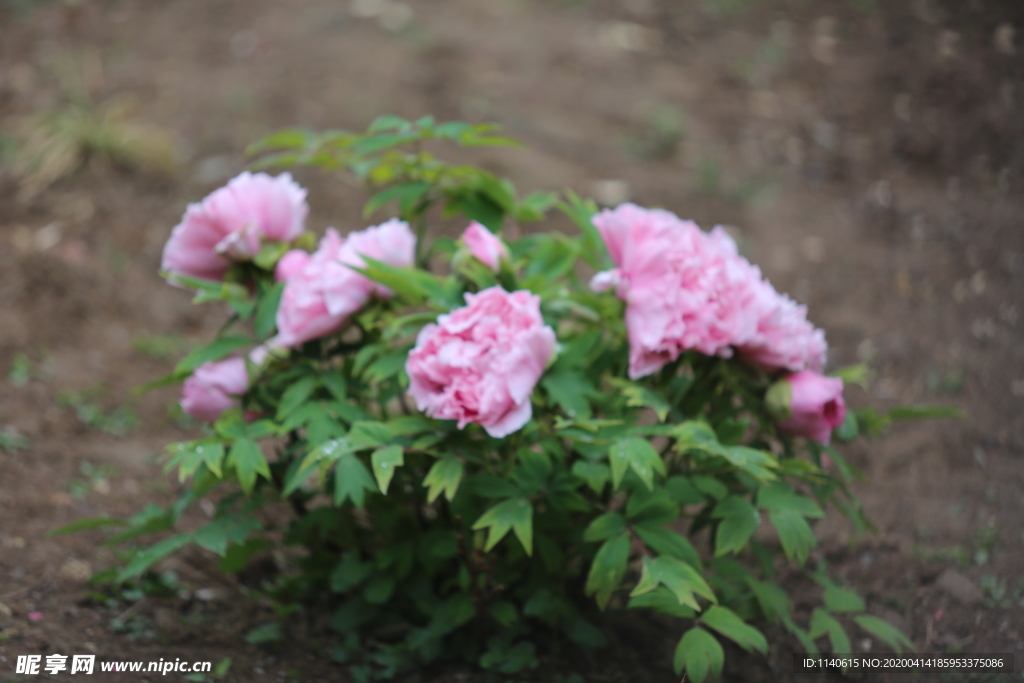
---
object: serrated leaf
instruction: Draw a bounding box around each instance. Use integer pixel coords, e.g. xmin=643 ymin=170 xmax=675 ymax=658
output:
xmin=608 ymin=437 xmax=666 ymax=491
xmin=812 ymin=608 xmax=852 ymax=656
xmin=718 ymin=445 xmax=779 ymax=481
xmin=630 ymin=556 xmax=716 ymax=611
xmin=370 ymin=445 xmax=403 ymax=494
xmin=853 ymin=615 xmax=914 ymax=654
xmin=541 ymin=371 xmax=596 ymax=419
xmin=633 ymin=526 xmax=702 ymax=570
xmin=628 ymin=585 xmax=697 ymax=618
xmin=472 ymin=498 xmax=533 ymax=555
xmin=584 ymin=531 xmax=630 ymax=610
xmin=334 ymin=453 xmax=378 ymax=507
xmin=330 ymin=552 xmax=373 ymax=593
xmin=363 ymin=182 xmax=431 ymax=218
xmin=823 ymin=583 xmax=866 ymax=614
xmin=583 ymin=512 xmax=626 ymax=543
xmin=227 ymin=438 xmax=271 ymax=495
xmin=276 ymin=376 xmax=318 ymax=421
xmin=571 ymin=461 xmax=609 ymax=494
xmin=423 ymin=457 xmax=463 ymax=503
xmin=700 ymin=605 xmax=768 ymax=653
xmin=607 ymin=378 xmax=671 ymax=422
xmin=192 ymin=516 xmax=261 ymax=556
xmin=348 ymin=420 xmax=394 ymax=448
xmin=711 ymin=496 xmax=761 ymax=557
xmin=769 ymin=508 xmax=817 ymax=566
xmin=674 ymin=627 xmax=723 ymax=682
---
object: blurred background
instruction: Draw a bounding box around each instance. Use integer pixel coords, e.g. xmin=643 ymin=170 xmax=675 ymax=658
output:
xmin=1 ymin=0 xmax=1022 ymax=680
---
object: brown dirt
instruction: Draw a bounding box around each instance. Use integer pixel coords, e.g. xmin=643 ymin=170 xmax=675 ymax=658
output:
xmin=1 ymin=0 xmax=1022 ymax=681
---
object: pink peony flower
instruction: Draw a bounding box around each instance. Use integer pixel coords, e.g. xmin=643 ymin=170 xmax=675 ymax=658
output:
xmin=461 ymin=221 xmax=508 ymax=271
xmin=272 ymin=221 xmax=417 ymax=348
xmin=273 ymin=229 xmax=364 ymax=348
xmin=181 ymin=356 xmax=251 ymax=422
xmin=771 ymin=370 xmax=846 ymax=445
xmin=337 ymin=218 xmax=417 ymax=298
xmin=162 ymin=172 xmax=308 ymax=282
xmin=406 ymin=286 xmax=556 ymax=438
xmin=590 ymin=203 xmax=827 ymax=377
xmin=736 ymin=284 xmax=827 ymax=373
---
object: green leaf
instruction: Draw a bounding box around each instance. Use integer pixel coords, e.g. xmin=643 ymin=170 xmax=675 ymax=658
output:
xmin=672 ymin=420 xmax=720 ymax=452
xmin=227 ymin=439 xmax=271 ymax=495
xmin=607 ymin=378 xmax=671 ymax=422
xmin=810 ymin=608 xmax=851 ymax=655
xmin=371 ymin=445 xmax=403 ymax=494
xmin=831 ymin=363 xmax=870 ymax=389
xmin=276 ymin=376 xmax=318 ymax=421
xmin=571 ymin=461 xmax=610 ymax=494
xmin=246 ymin=127 xmax=317 ymax=154
xmin=757 ymin=483 xmax=825 ymax=518
xmin=558 ymin=190 xmax=607 ymax=268
xmin=691 ymin=475 xmax=728 ymax=501
xmin=320 ymin=370 xmax=347 ymax=401
xmin=673 ymin=627 xmax=723 ymax=682
xmin=712 ymin=496 xmax=761 ymax=557
xmin=472 ymin=498 xmax=533 ymax=555
xmin=173 ymin=337 xmax=250 ymax=375
xmin=700 ymin=605 xmax=768 ymax=653
xmin=423 ymin=457 xmax=463 ymax=503
xmin=118 ymin=534 xmax=192 ymax=581
xmin=769 ymin=509 xmax=817 ymax=566
xmin=363 ymin=575 xmax=396 ymax=604
xmin=193 ymin=516 xmax=261 ymax=556
xmin=350 ymin=256 xmax=448 ymax=306
xmin=853 ymin=615 xmax=914 ymax=654
xmin=47 ymin=516 xmax=126 ymax=537
xmin=746 ymin=578 xmax=790 ymax=622
xmin=633 ymin=526 xmax=702 ymax=570
xmin=334 ymin=454 xmax=378 ymax=507
xmin=348 ymin=420 xmax=394 ymax=448
xmin=584 ymin=532 xmax=630 ymax=610
xmin=718 ymin=445 xmax=779 ymax=481
xmin=583 ymin=513 xmax=626 ymax=543
xmin=245 ymin=622 xmax=282 ymax=644
xmin=363 ymin=182 xmax=431 ymax=217
xmin=608 ymin=437 xmax=666 ymax=491
xmin=541 ymin=371 xmax=595 ymax=419
xmin=630 ymin=556 xmax=716 ymax=611
xmin=330 ymin=552 xmax=373 ymax=593
xmin=664 ymin=476 xmax=706 ymax=505
xmin=823 ymin=583 xmax=866 ymax=614
xmin=628 ymin=585 xmax=697 ymax=618
xmin=253 ymin=240 xmax=292 ymax=270
xmin=254 ymin=282 xmax=284 ymax=339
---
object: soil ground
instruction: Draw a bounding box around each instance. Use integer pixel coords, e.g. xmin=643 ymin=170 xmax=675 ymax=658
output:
xmin=1 ymin=0 xmax=1022 ymax=681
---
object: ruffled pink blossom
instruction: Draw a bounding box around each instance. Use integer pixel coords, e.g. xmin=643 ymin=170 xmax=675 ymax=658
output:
xmin=590 ymin=203 xmax=827 ymax=377
xmin=272 ymin=221 xmax=417 ymax=348
xmin=772 ymin=370 xmax=846 ymax=445
xmin=180 ymin=356 xmax=251 ymax=422
xmin=162 ymin=172 xmax=308 ymax=282
xmin=406 ymin=287 xmax=556 ymax=438
xmin=337 ymin=218 xmax=417 ymax=298
xmin=461 ymin=221 xmax=508 ymax=271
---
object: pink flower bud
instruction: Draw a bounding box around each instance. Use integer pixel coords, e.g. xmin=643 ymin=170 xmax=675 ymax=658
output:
xmin=461 ymin=221 xmax=508 ymax=272
xmin=770 ymin=370 xmax=846 ymax=445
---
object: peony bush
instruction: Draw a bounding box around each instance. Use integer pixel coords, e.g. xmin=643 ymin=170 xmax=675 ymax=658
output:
xmin=65 ymin=116 xmax=956 ymax=681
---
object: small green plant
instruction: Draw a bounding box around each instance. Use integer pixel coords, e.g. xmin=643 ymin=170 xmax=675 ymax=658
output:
xmin=0 ymin=426 xmax=29 ymax=454
xmin=57 ymin=387 xmax=139 ymax=436
xmin=133 ymin=334 xmax=192 ymax=361
xmin=67 ymin=460 xmax=119 ymax=500
xmin=13 ymin=51 xmax=177 ymax=201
